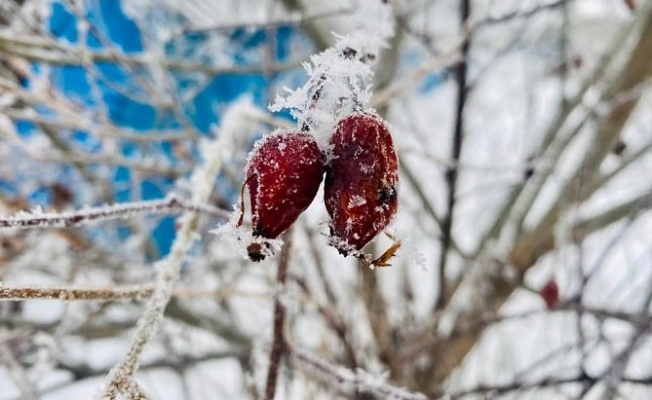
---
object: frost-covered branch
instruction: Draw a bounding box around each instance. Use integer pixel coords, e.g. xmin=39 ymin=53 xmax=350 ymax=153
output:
xmin=447 ymin=374 xmax=593 ymax=399
xmin=270 ymin=1 xmax=394 ymax=142
xmin=99 ymin=100 xmax=254 ymax=399
xmin=0 ymin=285 xmax=153 ymax=301
xmin=474 ymin=0 xmax=571 ymax=28
xmin=370 ymin=31 xmax=464 ymax=108
xmin=435 ymin=0 xmax=471 ymax=311
xmin=0 ymin=28 xmax=302 ymax=75
xmin=2 ymin=109 xmax=193 ymax=142
xmin=0 ymin=284 xmax=270 ymax=302
xmin=448 ymin=373 xmax=652 ymax=399
xmin=0 ymin=195 xmax=229 ymax=230
xmin=29 ymin=152 xmax=184 ymax=176
xmin=291 ymin=347 xmax=427 ymax=400
xmin=185 ymin=6 xmax=353 ymax=34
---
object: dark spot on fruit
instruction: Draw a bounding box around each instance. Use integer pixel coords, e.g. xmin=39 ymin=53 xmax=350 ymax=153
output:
xmin=379 ymin=183 xmax=397 ymax=203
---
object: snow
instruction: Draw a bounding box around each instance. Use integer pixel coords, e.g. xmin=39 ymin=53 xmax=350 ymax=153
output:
xmin=347 ymin=195 xmax=366 ymax=209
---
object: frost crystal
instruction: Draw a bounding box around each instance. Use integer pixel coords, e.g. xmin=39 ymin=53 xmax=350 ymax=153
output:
xmin=269 ymin=2 xmax=394 ymax=150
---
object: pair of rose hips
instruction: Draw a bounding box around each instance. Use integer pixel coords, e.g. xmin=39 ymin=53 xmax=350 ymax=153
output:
xmin=240 ymin=111 xmax=399 ymax=267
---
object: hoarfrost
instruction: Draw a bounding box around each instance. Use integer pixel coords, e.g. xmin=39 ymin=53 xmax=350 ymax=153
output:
xmin=348 ymin=195 xmax=367 ymax=209
xmin=269 ymin=1 xmax=394 ymax=150
xmin=211 ymin=211 xmax=284 ymax=262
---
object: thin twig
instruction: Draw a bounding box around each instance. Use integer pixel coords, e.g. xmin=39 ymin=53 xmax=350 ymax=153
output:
xmin=0 ymin=285 xmax=271 ymax=302
xmin=435 ymin=0 xmax=471 ymax=311
xmin=370 ymin=34 xmax=463 ymax=108
xmin=467 ymin=14 xmax=637 ymax=262
xmin=291 ymin=347 xmax=427 ymax=400
xmin=183 ymin=6 xmax=353 ymax=34
xmin=474 ymin=0 xmax=571 ymax=28
xmin=23 ymin=150 xmax=186 ymax=177
xmin=396 ymin=300 xmax=652 ymax=368
xmin=264 ymin=230 xmax=292 ymax=400
xmin=0 ymin=342 xmax=38 ymax=400
xmin=99 ymin=102 xmax=247 ymax=399
xmin=448 ymin=373 xmax=652 ymax=399
xmin=447 ymin=374 xmax=594 ymax=399
xmin=2 ymin=109 xmax=194 ymax=142
xmin=0 ymin=29 xmax=303 ymax=75
xmin=0 ymin=195 xmax=230 ymax=230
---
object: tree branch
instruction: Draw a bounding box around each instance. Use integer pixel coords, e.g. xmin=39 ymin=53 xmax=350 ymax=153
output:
xmin=291 ymin=347 xmax=427 ymax=400
xmin=99 ymin=101 xmax=248 ymax=399
xmin=264 ymin=231 xmax=292 ymax=400
xmin=436 ymin=0 xmax=471 ymax=311
xmin=0 ymin=195 xmax=230 ymax=230
xmin=0 ymin=29 xmax=303 ymax=76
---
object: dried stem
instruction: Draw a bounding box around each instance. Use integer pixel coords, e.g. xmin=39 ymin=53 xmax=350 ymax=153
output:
xmin=0 ymin=285 xmax=153 ymax=301
xmin=264 ymin=230 xmax=292 ymax=400
xmin=0 ymin=285 xmax=271 ymax=302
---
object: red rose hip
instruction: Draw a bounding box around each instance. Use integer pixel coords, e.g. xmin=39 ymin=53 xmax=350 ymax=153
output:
xmin=540 ymin=279 xmax=559 ymax=309
xmin=324 ymin=112 xmax=399 ymax=259
xmin=243 ymin=131 xmax=325 ymax=261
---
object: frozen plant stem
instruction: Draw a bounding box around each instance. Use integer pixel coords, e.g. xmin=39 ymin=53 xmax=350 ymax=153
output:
xmin=291 ymin=348 xmax=427 ymax=400
xmin=264 ymin=231 xmax=292 ymax=400
xmin=0 ymin=285 xmax=271 ymax=301
xmin=100 ymin=191 xmax=202 ymax=399
xmin=0 ymin=195 xmax=230 ymax=230
xmin=0 ymin=285 xmax=155 ymax=301
xmin=436 ymin=0 xmax=471 ymax=311
xmin=99 ymin=102 xmax=245 ymax=399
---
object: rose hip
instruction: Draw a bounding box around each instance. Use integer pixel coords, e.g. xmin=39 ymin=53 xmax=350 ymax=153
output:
xmin=540 ymin=279 xmax=559 ymax=309
xmin=243 ymin=131 xmax=325 ymax=261
xmin=324 ymin=112 xmax=398 ymax=259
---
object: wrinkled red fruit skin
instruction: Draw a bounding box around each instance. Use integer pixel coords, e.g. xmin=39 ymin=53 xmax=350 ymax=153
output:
xmin=324 ymin=113 xmax=398 ymax=255
xmin=245 ymin=132 xmax=325 ymax=243
xmin=540 ymin=279 xmax=559 ymax=309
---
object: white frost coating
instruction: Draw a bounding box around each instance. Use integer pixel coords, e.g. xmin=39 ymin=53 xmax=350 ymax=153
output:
xmin=269 ymin=2 xmax=394 ymax=150
xmin=99 ymin=99 xmax=252 ymax=399
xmin=348 ymin=195 xmax=367 ymax=209
xmin=293 ymin=348 xmax=427 ymax=400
